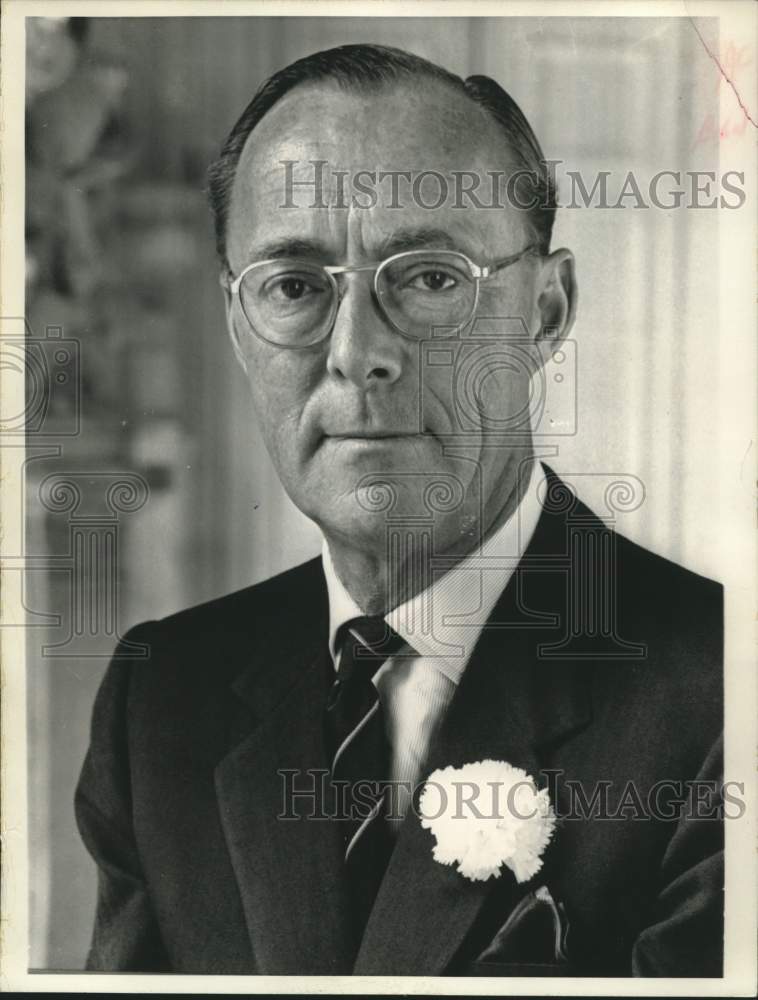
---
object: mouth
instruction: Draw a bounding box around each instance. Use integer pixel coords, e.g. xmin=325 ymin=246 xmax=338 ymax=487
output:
xmin=327 ymin=431 xmax=421 ymax=440
xmin=322 ymin=430 xmax=429 ymax=448
xmin=317 ymin=430 xmax=431 ymax=458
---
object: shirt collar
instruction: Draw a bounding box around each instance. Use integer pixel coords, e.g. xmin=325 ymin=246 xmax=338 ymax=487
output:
xmin=322 ymin=461 xmax=546 ymax=685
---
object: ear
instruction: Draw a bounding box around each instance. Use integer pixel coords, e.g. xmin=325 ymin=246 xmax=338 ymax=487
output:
xmin=533 ymin=248 xmax=577 ymax=366
xmin=221 ymin=276 xmax=249 ymax=374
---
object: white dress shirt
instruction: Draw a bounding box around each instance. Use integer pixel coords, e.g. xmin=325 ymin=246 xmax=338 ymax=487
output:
xmin=322 ymin=461 xmax=546 ymax=821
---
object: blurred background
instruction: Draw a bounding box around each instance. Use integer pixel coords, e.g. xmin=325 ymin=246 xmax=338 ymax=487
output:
xmin=25 ymin=15 xmax=721 ymax=969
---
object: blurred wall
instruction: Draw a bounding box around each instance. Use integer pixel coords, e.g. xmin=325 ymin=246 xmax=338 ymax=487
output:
xmin=26 ymin=16 xmax=720 ymax=969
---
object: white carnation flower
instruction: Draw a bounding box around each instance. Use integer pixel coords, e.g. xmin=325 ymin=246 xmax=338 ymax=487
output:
xmin=418 ymin=759 xmax=556 ymax=883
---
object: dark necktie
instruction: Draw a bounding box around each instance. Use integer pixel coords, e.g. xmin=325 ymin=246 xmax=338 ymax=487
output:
xmin=324 ymin=616 xmax=405 ymax=943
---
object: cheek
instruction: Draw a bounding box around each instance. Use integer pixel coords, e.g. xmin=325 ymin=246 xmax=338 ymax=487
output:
xmin=243 ymin=345 xmax=322 ymax=455
xmin=422 ymin=342 xmax=534 ymax=436
xmin=476 ymin=358 xmax=534 ymax=432
xmin=477 ymin=281 xmax=539 ymax=335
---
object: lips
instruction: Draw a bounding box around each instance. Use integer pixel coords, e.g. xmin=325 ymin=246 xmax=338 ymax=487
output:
xmin=326 ymin=430 xmax=420 ymax=440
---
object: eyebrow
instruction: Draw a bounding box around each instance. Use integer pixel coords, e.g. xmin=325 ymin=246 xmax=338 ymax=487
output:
xmin=378 ymin=228 xmax=460 ymax=255
xmin=245 ymin=227 xmax=467 ymax=266
xmin=246 ymin=237 xmax=331 ymax=261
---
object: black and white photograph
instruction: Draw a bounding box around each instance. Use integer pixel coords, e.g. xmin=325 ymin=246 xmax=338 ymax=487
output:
xmin=1 ymin=0 xmax=755 ymax=993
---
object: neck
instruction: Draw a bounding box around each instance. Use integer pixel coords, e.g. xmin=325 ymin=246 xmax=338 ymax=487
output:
xmin=324 ymin=459 xmax=536 ymax=615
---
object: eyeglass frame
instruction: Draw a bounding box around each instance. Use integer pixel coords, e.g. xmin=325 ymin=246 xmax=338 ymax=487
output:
xmin=223 ymin=242 xmax=540 ymax=349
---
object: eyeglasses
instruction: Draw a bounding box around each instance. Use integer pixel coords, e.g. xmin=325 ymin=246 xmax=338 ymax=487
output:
xmin=225 ymin=244 xmax=539 ymax=349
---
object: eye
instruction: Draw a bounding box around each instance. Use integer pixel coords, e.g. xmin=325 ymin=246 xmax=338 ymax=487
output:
xmin=269 ymin=276 xmax=317 ymax=301
xmin=262 ymin=271 xmax=328 ymax=304
xmin=406 ymin=268 xmax=458 ymax=292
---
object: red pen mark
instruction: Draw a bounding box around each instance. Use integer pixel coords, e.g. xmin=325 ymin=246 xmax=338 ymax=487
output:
xmin=712 ymin=41 xmax=751 ymax=95
xmin=693 ymin=109 xmax=749 ymax=148
xmin=689 ymin=18 xmax=757 ymax=128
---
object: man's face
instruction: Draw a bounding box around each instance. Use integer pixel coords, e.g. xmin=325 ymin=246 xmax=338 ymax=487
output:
xmin=224 ymin=80 xmax=575 ymax=555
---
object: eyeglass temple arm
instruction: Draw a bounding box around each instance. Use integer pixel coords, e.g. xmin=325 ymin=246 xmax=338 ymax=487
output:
xmin=484 ymin=243 xmax=541 ymax=278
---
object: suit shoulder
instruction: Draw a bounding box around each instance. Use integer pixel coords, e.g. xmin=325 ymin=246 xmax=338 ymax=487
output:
xmin=144 ymin=555 xmax=326 ymax=640
xmin=114 ymin=557 xmax=327 ymax=700
xmin=542 ymin=466 xmax=721 ymax=611
xmin=611 ymin=524 xmax=722 ymax=614
xmin=559 ymin=493 xmax=722 ymax=689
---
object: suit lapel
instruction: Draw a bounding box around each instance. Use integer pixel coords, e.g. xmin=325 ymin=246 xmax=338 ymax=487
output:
xmin=354 ymin=487 xmax=595 ymax=975
xmin=214 ymin=564 xmax=355 ymax=974
xmin=213 ymin=471 xmax=599 ymax=976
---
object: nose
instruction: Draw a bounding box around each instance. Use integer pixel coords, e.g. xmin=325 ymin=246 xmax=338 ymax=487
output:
xmin=325 ymin=274 xmax=403 ymax=387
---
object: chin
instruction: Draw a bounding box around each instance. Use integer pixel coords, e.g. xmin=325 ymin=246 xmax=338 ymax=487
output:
xmin=293 ymin=452 xmax=474 ymax=540
xmin=318 ymin=505 xmax=394 ymax=553
xmin=319 ymin=481 xmax=468 ymax=551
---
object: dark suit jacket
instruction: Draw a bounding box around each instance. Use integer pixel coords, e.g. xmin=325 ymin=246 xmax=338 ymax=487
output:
xmin=75 ymin=469 xmax=723 ymax=976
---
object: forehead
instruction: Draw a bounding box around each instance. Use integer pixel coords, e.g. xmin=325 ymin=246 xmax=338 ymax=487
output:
xmin=226 ymin=79 xmax=527 ymax=267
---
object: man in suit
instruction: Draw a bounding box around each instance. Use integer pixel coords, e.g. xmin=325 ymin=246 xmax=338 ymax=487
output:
xmin=76 ymin=44 xmax=723 ymax=976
